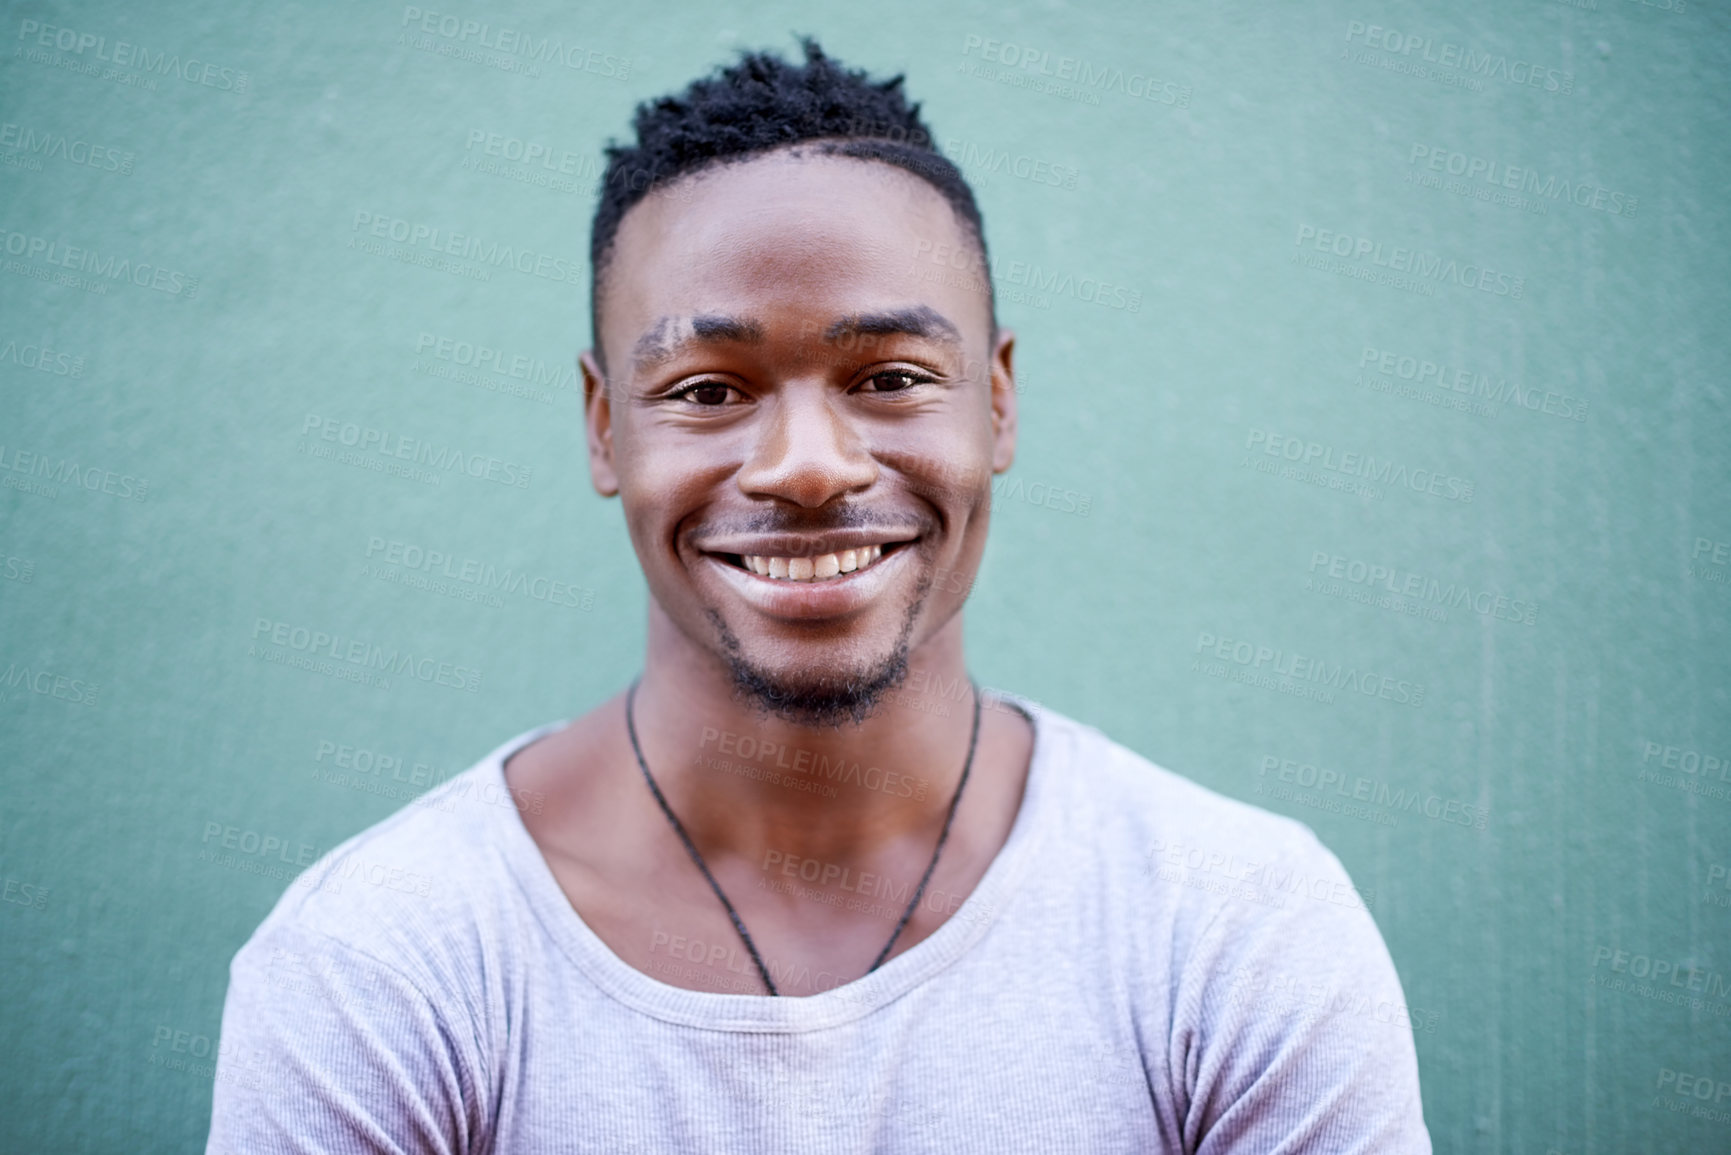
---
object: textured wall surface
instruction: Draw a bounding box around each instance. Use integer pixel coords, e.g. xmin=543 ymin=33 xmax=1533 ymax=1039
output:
xmin=1 ymin=0 xmax=1727 ymax=1151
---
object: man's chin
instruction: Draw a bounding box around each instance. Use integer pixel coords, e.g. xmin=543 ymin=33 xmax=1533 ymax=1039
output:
xmin=725 ymin=653 xmax=911 ymax=728
xmin=704 ymin=610 xmax=913 ymax=728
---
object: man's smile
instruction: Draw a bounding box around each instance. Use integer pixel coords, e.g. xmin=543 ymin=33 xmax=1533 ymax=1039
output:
xmin=696 ymin=537 xmax=922 ymax=619
xmin=737 ymin=543 xmax=888 ymax=581
xmin=696 ymin=526 xmax=920 ymax=585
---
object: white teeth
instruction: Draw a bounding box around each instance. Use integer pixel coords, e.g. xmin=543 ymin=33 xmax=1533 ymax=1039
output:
xmin=740 ymin=545 xmax=893 ymax=582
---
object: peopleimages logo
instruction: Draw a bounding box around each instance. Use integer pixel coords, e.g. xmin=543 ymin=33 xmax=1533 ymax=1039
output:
xmin=1343 ymin=21 xmax=1573 ymax=94
xmin=0 ymin=444 xmax=149 ymax=501
xmin=0 ymin=337 xmax=86 ymax=377
xmin=1294 ymin=225 xmax=1525 ymax=298
xmin=363 ymin=536 xmax=595 ymax=611
xmin=1358 ymin=345 xmax=1588 ymax=422
xmin=0 ymin=228 xmax=198 ymax=297
xmin=1591 ymin=946 xmax=1731 ymax=998
xmin=350 ymin=212 xmax=583 ymax=285
xmin=942 ymin=137 xmax=1080 ymax=190
xmin=1145 ymin=838 xmax=1376 ymax=913
xmin=697 ymin=726 xmax=930 ymax=801
xmin=0 ymin=121 xmax=134 ymax=173
xmin=15 ymin=18 xmax=250 ymax=92
xmin=399 ymin=6 xmax=632 ymax=79
xmin=1245 ymin=428 xmax=1475 ymax=504
xmin=457 ymin=128 xmax=611 ymax=196
xmin=1307 ymin=552 xmax=1538 ymax=626
xmin=1193 ymin=630 xmax=1426 ymax=707
xmin=959 ymin=34 xmax=1192 ymax=107
xmin=1407 ymin=144 xmax=1637 ymax=218
xmin=413 ymin=332 xmax=576 ymax=394
xmin=1654 ymin=1067 xmax=1731 ymax=1125
xmin=250 ymin=618 xmax=483 ymax=693
xmin=299 ymin=414 xmax=533 ymax=489
xmin=1256 ymin=756 xmax=1488 ymax=830
xmin=1638 ymin=740 xmax=1730 ymax=802
xmin=0 ymin=660 xmax=98 ymax=707
xmin=912 ymin=238 xmax=1140 ymax=313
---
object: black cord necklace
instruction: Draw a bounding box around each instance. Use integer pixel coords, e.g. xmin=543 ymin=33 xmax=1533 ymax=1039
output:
xmin=623 ymin=677 xmax=983 ymax=996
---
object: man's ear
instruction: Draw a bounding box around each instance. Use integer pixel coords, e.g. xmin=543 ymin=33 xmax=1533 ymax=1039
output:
xmin=988 ymin=328 xmax=1018 ymax=475
xmin=580 ymin=350 xmax=620 ymax=497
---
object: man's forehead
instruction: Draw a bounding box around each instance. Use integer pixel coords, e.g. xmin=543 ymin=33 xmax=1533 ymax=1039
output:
xmin=598 ymin=152 xmax=988 ymax=369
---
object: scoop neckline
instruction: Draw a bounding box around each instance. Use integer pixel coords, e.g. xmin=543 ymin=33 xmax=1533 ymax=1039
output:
xmin=481 ymin=691 xmax=1057 ymax=1032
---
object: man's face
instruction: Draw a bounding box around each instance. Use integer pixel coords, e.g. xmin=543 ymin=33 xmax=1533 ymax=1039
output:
xmin=584 ymin=149 xmax=1017 ymax=724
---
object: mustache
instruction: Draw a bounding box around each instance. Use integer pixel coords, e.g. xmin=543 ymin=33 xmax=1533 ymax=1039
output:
xmin=695 ymin=505 xmax=930 ymax=538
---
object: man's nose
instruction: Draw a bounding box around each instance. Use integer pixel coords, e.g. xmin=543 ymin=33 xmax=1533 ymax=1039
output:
xmin=734 ymin=389 xmax=878 ymax=507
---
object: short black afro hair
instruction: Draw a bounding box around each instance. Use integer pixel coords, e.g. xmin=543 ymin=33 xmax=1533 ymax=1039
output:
xmin=589 ymin=37 xmax=992 ymax=347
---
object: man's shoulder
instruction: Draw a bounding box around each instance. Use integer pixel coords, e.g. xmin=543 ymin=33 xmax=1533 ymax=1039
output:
xmin=1028 ymin=700 xmax=1329 ymax=870
xmin=1033 ymin=702 xmax=1393 ymax=1006
xmin=235 ymin=724 xmax=557 ymax=984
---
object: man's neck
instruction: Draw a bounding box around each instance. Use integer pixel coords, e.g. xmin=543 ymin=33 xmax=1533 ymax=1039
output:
xmin=631 ymin=611 xmax=981 ymax=867
xmin=503 ymin=606 xmax=1035 ymax=994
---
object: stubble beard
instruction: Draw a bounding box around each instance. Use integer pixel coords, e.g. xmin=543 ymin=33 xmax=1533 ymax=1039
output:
xmin=703 ymin=575 xmax=931 ymax=728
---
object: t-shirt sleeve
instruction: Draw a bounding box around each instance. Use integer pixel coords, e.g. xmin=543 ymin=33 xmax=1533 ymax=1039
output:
xmin=1170 ymin=832 xmax=1432 ymax=1154
xmin=205 ymin=920 xmax=485 ymax=1155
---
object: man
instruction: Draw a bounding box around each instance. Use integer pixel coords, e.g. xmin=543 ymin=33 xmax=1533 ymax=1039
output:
xmin=208 ymin=40 xmax=1431 ymax=1153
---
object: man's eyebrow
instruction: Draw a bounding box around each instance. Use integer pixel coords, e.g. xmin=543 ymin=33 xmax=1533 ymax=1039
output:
xmin=632 ymin=314 xmax=766 ymax=369
xmin=824 ymin=306 xmax=961 ymax=345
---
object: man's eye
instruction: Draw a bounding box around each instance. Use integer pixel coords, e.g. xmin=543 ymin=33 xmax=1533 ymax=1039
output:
xmin=861 ymin=370 xmax=929 ymax=393
xmin=673 ymin=382 xmax=739 ymax=406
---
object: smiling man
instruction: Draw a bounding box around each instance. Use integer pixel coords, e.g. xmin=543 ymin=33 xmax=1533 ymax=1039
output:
xmin=208 ymin=40 xmax=1431 ymax=1154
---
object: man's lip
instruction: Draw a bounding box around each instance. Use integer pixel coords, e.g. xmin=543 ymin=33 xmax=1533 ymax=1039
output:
xmin=691 ymin=530 xmax=922 ymax=558
xmin=699 ymin=547 xmax=912 ymax=619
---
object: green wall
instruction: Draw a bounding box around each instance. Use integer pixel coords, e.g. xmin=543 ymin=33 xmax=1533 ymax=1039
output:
xmin=2 ymin=0 xmax=1727 ymax=1150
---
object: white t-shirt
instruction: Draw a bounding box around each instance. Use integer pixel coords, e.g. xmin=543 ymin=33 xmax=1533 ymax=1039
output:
xmin=207 ymin=698 xmax=1432 ymax=1153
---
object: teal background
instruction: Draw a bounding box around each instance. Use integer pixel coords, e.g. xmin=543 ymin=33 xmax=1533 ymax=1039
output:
xmin=2 ymin=0 xmax=1728 ymax=1150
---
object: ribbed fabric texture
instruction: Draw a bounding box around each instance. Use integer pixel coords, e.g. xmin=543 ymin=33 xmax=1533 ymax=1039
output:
xmin=206 ymin=699 xmax=1432 ymax=1154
